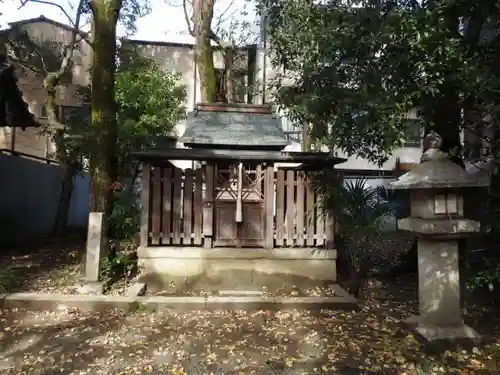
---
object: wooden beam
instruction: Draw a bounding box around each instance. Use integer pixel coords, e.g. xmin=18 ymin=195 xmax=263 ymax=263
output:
xmin=203 ymin=164 xmax=215 ymax=248
xmin=325 ymin=212 xmax=335 ymax=249
xmin=139 ymin=163 xmax=151 ymax=249
xmin=264 ymin=164 xmax=274 ymax=249
xmin=132 ymin=148 xmax=347 ymax=165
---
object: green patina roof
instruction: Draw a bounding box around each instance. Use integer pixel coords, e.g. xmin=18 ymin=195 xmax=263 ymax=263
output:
xmin=180 ymin=108 xmax=289 ymax=149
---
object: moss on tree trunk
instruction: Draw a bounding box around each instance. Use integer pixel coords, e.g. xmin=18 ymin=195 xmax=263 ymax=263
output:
xmin=193 ymin=0 xmax=217 ymax=103
xmin=89 ymin=0 xmax=121 ymax=214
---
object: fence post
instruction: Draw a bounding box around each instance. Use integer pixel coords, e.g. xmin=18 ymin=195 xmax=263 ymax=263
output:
xmin=139 ymin=163 xmax=150 ymax=249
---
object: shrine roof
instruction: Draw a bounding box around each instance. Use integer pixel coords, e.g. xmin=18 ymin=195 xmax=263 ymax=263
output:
xmin=179 ymin=103 xmax=289 ymax=150
xmin=132 ymin=147 xmax=347 ymax=168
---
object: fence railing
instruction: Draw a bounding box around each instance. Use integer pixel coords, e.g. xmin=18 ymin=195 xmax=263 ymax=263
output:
xmin=148 ymin=166 xmax=204 ymax=246
xmin=274 ymin=169 xmax=332 ymax=247
xmin=146 ymin=165 xmax=333 ymax=248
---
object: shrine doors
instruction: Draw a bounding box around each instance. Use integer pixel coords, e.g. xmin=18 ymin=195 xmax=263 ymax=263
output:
xmin=213 ymin=162 xmax=267 ymax=247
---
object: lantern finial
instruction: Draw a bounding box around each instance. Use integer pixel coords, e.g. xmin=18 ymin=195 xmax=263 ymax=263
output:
xmin=421 ymin=131 xmax=447 ymax=162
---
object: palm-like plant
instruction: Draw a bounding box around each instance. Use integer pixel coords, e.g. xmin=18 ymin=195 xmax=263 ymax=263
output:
xmin=314 ymin=173 xmax=391 ymax=295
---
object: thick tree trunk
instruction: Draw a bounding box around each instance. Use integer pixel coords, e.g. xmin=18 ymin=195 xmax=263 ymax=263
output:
xmin=193 ymin=0 xmax=217 ymax=102
xmin=52 ymin=165 xmax=74 ymax=236
xmin=89 ymin=0 xmax=121 ymax=215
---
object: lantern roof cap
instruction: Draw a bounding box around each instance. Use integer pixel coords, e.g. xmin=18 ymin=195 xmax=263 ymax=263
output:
xmin=389 ymin=131 xmax=489 ymax=190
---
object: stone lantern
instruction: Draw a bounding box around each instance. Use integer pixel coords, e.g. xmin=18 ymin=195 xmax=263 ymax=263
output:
xmin=389 ymin=132 xmax=489 ymax=343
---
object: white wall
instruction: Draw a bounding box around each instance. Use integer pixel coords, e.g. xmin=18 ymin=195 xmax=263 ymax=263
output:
xmin=334 ymin=147 xmax=422 ymax=171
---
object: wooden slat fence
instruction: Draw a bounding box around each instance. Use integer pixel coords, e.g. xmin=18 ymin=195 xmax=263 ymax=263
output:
xmin=274 ymin=169 xmax=330 ymax=247
xmin=148 ymin=165 xmax=204 ymax=246
xmin=145 ymin=164 xmax=334 ymax=249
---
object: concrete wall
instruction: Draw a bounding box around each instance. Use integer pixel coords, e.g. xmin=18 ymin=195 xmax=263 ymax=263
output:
xmin=1 ymin=19 xmax=91 ymax=158
xmin=334 ymin=147 xmax=422 ymax=171
xmin=0 ymin=153 xmax=89 ymax=245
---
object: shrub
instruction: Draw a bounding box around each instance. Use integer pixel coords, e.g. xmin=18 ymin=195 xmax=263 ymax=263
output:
xmin=0 ymin=267 xmax=18 ymax=293
xmin=314 ymin=174 xmax=391 ymax=294
xmin=101 ymin=180 xmax=141 ymax=289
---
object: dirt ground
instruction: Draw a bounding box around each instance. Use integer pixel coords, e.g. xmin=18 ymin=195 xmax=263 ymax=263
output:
xmin=0 ymin=233 xmax=412 ymax=297
xmin=0 ymin=235 xmax=86 ymax=294
xmin=1 ymin=277 xmax=500 ymax=374
xmin=1 ymin=236 xmax=500 ymax=374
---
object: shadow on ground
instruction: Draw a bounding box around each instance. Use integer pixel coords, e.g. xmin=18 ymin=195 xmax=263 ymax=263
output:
xmin=1 ymin=276 xmax=499 ymax=374
xmin=0 ymin=233 xmax=86 ymax=294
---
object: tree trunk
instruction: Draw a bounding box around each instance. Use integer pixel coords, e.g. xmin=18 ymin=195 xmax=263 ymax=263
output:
xmin=193 ymin=0 xmax=217 ymax=102
xmin=52 ymin=164 xmax=74 ymax=236
xmin=427 ymin=86 xmax=463 ymax=166
xmin=302 ymin=123 xmax=312 ymax=151
xmin=45 ymin=0 xmax=86 ymax=236
xmin=89 ymin=0 xmax=121 ymax=215
xmin=45 ymin=76 xmax=74 ymax=237
xmin=224 ymin=46 xmax=236 ymax=103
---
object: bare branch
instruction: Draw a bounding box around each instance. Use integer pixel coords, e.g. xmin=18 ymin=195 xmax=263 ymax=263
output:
xmin=183 ymin=0 xmax=195 ymax=37
xmin=19 ymin=0 xmax=76 ymax=27
xmin=19 ymin=0 xmax=92 ymax=46
xmin=57 ymin=0 xmax=86 ymax=78
xmin=42 ymin=0 xmax=86 ymax=131
xmin=212 ymin=0 xmax=236 ymax=35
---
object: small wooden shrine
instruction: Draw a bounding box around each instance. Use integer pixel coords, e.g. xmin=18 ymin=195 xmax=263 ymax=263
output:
xmin=133 ymin=103 xmax=346 ymax=284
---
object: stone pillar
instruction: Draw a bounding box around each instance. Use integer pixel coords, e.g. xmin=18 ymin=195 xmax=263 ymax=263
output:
xmin=84 ymin=212 xmax=106 ymax=283
xmin=417 ymin=239 xmax=461 ymax=326
xmin=406 ymin=237 xmax=480 ymax=343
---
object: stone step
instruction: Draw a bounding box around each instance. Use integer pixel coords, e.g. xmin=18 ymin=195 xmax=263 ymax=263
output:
xmin=218 ymin=290 xmax=264 ymax=296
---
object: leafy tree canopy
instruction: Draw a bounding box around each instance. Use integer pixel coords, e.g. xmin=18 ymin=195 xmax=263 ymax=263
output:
xmin=114 ymin=48 xmax=187 ymax=177
xmin=75 ymin=48 xmax=186 ymax=177
xmin=257 ymin=0 xmax=500 ymax=165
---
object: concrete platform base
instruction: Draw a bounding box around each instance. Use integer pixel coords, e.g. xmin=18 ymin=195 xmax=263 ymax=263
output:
xmin=138 ymin=246 xmax=337 ymax=293
xmin=405 ymin=315 xmax=481 ymax=346
xmin=0 ymin=288 xmax=357 ymax=313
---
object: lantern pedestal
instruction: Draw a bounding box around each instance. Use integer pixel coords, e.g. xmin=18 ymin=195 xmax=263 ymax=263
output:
xmin=405 ymin=316 xmax=481 ymax=344
xmin=404 ymin=239 xmax=480 ymax=344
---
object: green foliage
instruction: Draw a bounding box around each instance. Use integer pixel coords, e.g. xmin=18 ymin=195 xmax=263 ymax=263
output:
xmin=467 ymin=268 xmax=500 ymax=292
xmin=114 ymin=55 xmax=186 ymax=177
xmin=466 ymin=252 xmax=500 ymax=293
xmin=101 ymin=180 xmax=140 ymax=287
xmin=70 ymin=52 xmax=186 ymax=179
xmin=258 ymin=0 xmax=500 ymax=164
xmin=117 ymin=0 xmax=152 ymax=34
xmin=128 ymin=301 xmax=148 ymax=313
xmin=314 ymin=175 xmax=390 ymax=269
xmin=108 ymin=181 xmax=140 ymax=241
xmin=100 ymin=248 xmax=138 ymax=288
xmin=0 ymin=267 xmax=17 ymax=293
